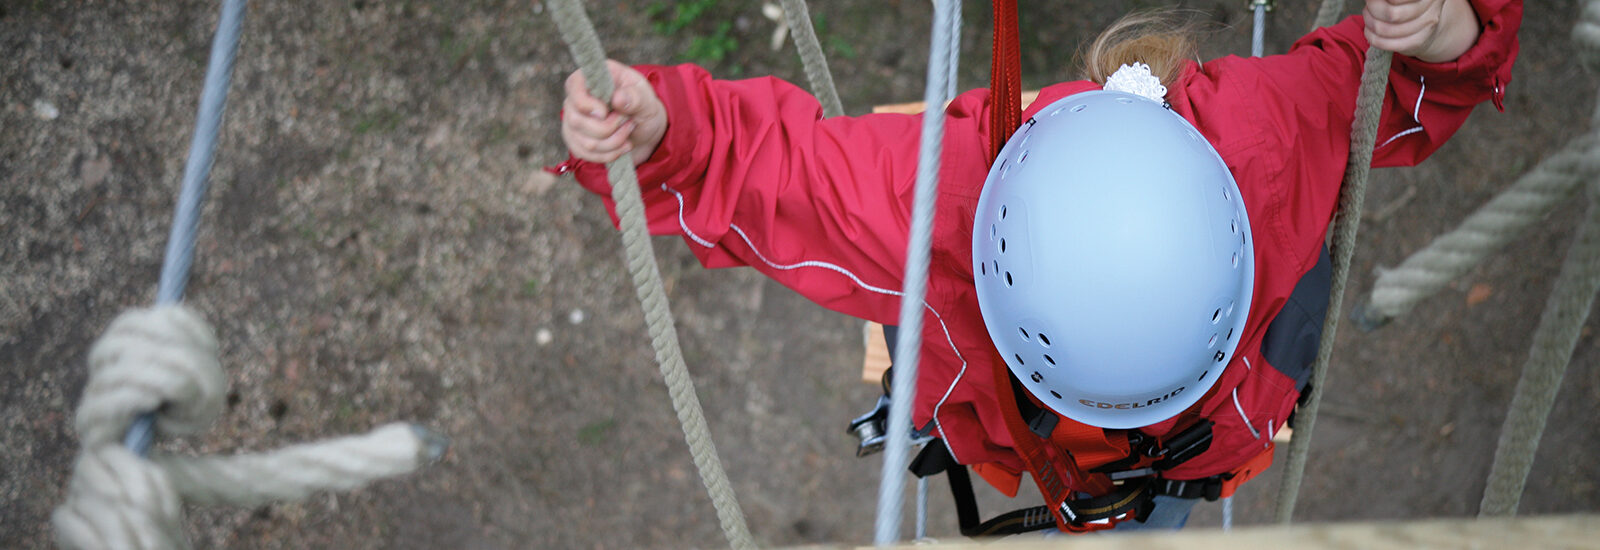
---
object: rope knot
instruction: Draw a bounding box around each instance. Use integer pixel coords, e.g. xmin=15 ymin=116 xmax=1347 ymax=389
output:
xmin=76 ymin=305 xmax=226 ymax=446
xmin=54 ymin=305 xmax=448 ymax=549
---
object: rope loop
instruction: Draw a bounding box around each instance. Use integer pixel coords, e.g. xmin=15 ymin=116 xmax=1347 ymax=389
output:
xmin=54 ymin=446 xmax=189 ymax=550
xmin=77 ymin=306 xmax=226 ymax=446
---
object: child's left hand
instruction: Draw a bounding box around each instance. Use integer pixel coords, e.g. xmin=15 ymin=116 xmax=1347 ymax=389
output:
xmin=1363 ymin=0 xmax=1481 ymax=63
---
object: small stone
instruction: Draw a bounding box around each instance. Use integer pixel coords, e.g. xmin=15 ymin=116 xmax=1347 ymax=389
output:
xmin=81 ymin=156 xmax=111 ymax=186
xmin=522 ymin=169 xmax=557 ymax=197
xmin=567 ymin=309 xmax=585 ymax=325
xmin=32 ymin=99 xmax=59 ymax=120
xmin=535 ymin=328 xmax=553 ymax=346
xmin=424 ymin=123 xmax=451 ymax=150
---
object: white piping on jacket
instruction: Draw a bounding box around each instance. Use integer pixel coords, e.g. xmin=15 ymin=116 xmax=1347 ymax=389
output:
xmin=1377 ymin=75 xmax=1427 ymax=150
xmin=661 ymin=183 xmax=972 ymax=462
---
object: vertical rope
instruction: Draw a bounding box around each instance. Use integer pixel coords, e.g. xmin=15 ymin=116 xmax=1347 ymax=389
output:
xmin=545 ymin=2 xmax=755 ymax=548
xmin=874 ymin=0 xmax=959 ymax=544
xmin=778 ymin=0 xmax=844 ymax=118
xmin=1313 ymin=0 xmax=1347 ymax=30
xmin=1479 ymin=183 xmax=1600 ymax=516
xmin=1274 ymin=47 xmax=1393 ymax=524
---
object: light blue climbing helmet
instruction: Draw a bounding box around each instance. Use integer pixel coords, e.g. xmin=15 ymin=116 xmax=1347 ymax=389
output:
xmin=972 ymin=90 xmax=1255 ymax=430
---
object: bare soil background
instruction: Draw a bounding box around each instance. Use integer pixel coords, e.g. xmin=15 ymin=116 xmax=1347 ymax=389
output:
xmin=3 ymin=0 xmax=1596 ymax=548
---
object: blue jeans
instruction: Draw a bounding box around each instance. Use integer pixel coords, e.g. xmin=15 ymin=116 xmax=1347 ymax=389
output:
xmin=1040 ymin=495 xmax=1199 ymax=537
xmin=1111 ymin=495 xmax=1198 ymax=531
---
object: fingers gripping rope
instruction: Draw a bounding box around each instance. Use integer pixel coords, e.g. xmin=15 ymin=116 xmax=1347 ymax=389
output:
xmin=52 ymin=306 xmax=446 ymax=549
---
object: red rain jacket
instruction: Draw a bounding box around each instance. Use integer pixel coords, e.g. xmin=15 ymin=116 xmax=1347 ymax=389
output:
xmin=557 ymin=4 xmax=1521 ymax=490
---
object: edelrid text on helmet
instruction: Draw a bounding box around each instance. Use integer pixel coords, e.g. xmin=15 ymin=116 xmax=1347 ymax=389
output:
xmin=971 ymin=90 xmax=1255 ymax=430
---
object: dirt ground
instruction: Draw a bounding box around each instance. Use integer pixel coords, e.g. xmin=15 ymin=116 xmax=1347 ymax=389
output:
xmin=2 ymin=0 xmax=1596 ymax=548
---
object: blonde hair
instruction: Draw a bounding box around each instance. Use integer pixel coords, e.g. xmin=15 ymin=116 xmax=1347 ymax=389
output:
xmin=1079 ymin=10 xmax=1206 ymax=90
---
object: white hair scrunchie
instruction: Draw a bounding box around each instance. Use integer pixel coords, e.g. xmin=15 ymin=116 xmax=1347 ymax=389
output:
xmin=1103 ymin=62 xmax=1167 ymax=103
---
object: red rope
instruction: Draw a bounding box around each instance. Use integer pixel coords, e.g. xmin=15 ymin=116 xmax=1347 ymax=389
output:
xmin=989 ymin=0 xmax=1022 ymax=160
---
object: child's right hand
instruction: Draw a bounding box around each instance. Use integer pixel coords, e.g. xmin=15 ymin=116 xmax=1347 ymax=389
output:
xmin=561 ymin=60 xmax=668 ymax=165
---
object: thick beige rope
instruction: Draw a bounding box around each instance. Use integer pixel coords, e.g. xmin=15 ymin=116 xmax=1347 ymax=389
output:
xmin=52 ymin=306 xmax=445 ymax=549
xmin=546 ymin=1 xmax=756 ymax=548
xmin=777 ymin=0 xmax=844 ymax=117
xmin=1479 ymin=180 xmax=1600 ymax=516
xmin=1356 ymin=135 xmax=1599 ymax=327
xmin=1274 ymin=46 xmax=1394 ymax=524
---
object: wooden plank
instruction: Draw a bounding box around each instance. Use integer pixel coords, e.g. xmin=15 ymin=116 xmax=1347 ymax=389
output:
xmin=862 ymin=321 xmax=892 ymax=384
xmin=825 ymin=514 xmax=1600 ymax=549
xmin=871 ymin=90 xmax=1042 ymax=114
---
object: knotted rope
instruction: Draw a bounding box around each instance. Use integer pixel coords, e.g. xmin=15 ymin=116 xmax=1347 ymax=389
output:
xmin=1274 ymin=46 xmax=1393 ymax=524
xmin=52 ymin=306 xmax=446 ymax=549
xmin=777 ymin=0 xmax=844 ymax=118
xmin=546 ymin=1 xmax=755 ymax=548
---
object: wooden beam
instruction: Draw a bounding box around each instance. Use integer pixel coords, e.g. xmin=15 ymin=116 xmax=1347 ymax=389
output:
xmin=872 ymin=90 xmax=1042 ymax=115
xmin=827 ymin=514 xmax=1600 ymax=549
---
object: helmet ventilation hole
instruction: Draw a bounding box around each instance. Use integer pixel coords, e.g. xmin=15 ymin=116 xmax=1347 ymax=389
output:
xmin=1231 ymin=252 xmax=1239 ymax=268
xmin=1231 ymin=219 xmax=1238 ymax=234
xmin=1043 ymin=354 xmax=1055 ymax=366
xmin=1198 ymin=370 xmax=1209 ymax=381
xmin=999 ymin=239 xmax=1006 ymax=253
xmin=993 ymin=260 xmax=999 ymax=274
xmin=990 ymin=224 xmax=996 ymax=240
xmin=1223 ymin=187 xmax=1231 ymax=201
xmin=1071 ymin=104 xmax=1087 ymax=113
xmin=999 ymin=160 xmax=1010 ymax=179
xmin=1000 ymin=205 xmax=1008 ymax=219
xmin=1018 ymin=327 xmax=1030 ymax=340
xmin=1005 ymin=272 xmax=1014 ymax=287
xmin=1227 ymin=328 xmax=1235 ymax=340
xmin=1037 ymin=333 xmax=1051 ymax=347
xmin=1207 ymin=333 xmax=1218 ymax=347
xmin=1015 ymin=354 xmax=1025 ymax=365
xmin=1226 ymin=300 xmax=1235 ymax=316
xmin=1211 ymin=308 xmax=1221 ymax=323
xmin=980 ymin=262 xmax=986 ymax=275
xmin=1116 ymin=97 xmax=1134 ymax=104
xmin=1050 ymin=390 xmax=1063 ymax=399
xmin=1018 ymin=150 xmax=1029 ymax=164
xmin=1031 ymin=371 xmax=1043 ymax=383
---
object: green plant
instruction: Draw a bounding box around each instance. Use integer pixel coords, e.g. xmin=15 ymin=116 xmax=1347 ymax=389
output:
xmin=577 ymin=418 xmax=616 ymax=445
xmin=644 ymin=0 xmax=740 ymax=68
xmin=686 ymin=21 xmax=737 ymax=65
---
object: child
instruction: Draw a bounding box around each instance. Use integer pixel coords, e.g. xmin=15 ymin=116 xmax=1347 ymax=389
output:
xmin=555 ymin=0 xmax=1521 ymax=533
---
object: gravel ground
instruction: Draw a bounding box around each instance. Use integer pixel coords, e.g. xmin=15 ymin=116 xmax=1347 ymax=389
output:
xmin=3 ymin=1 xmax=1596 ymax=548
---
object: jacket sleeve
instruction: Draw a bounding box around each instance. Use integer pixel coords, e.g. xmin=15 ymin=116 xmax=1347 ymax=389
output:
xmin=557 ymin=64 xmax=991 ymax=323
xmin=1177 ymin=0 xmax=1521 ymax=271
